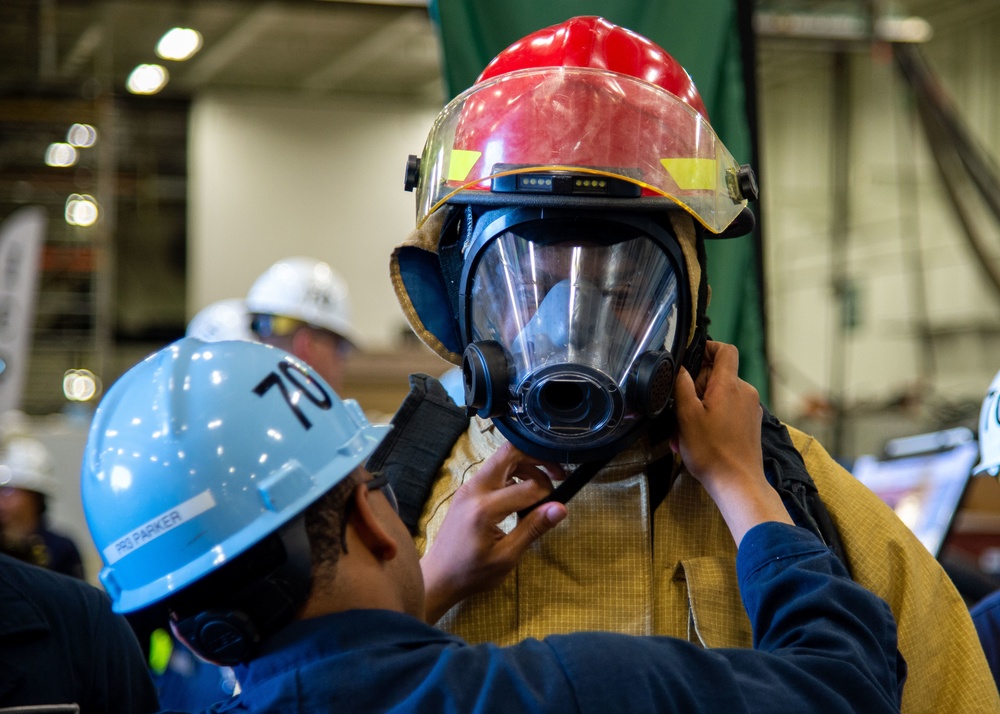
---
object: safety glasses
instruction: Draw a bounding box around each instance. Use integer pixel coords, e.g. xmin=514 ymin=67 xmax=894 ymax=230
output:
xmin=249 ymin=313 xmax=306 ymax=338
xmin=250 ymin=313 xmax=352 ymax=357
xmin=365 ymin=472 xmax=399 ymax=515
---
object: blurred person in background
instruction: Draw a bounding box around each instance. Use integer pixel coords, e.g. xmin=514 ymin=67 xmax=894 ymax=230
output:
xmin=967 ymin=368 xmax=1000 ymax=688
xmin=187 ymin=298 xmax=256 ymax=343
xmin=0 ymin=420 xmax=84 ymax=579
xmin=246 ymin=256 xmax=358 ymax=394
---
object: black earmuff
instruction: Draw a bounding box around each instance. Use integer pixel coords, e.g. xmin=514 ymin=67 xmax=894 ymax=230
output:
xmin=165 ymin=518 xmax=314 ymax=667
xmin=172 ymin=609 xmax=260 ymax=667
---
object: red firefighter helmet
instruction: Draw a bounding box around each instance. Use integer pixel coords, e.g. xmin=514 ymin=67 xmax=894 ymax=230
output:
xmin=409 ymin=16 xmax=756 ymax=235
xmin=477 ymin=15 xmax=708 ymax=117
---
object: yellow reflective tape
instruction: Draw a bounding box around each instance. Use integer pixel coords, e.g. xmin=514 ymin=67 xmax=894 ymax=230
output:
xmin=149 ymin=627 xmax=173 ymax=676
xmin=660 ymin=158 xmax=718 ymax=191
xmin=447 ymin=149 xmax=482 ymax=182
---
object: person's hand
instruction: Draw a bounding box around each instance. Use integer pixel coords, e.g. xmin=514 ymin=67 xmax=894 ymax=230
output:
xmin=671 ymin=341 xmax=792 ymax=545
xmin=420 ymin=442 xmax=568 ymax=624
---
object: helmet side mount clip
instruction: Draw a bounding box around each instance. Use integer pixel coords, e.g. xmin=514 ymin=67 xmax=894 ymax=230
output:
xmin=404 ymin=155 xmax=421 ymax=192
xmin=734 ymin=164 xmax=759 ymax=202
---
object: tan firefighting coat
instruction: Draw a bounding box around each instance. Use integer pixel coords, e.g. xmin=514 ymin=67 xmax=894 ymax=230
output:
xmin=416 ymin=418 xmax=1000 ymax=713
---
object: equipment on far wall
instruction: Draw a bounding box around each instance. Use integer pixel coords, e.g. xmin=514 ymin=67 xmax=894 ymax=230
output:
xmin=852 ymin=427 xmax=978 ymax=559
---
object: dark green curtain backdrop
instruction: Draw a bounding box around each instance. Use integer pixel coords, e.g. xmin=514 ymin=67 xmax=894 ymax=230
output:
xmin=429 ymin=0 xmax=770 ymax=404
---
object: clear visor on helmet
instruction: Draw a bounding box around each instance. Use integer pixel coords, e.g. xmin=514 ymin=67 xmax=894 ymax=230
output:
xmin=417 ymin=67 xmax=747 ymax=234
xmin=468 ymin=230 xmax=680 ymax=395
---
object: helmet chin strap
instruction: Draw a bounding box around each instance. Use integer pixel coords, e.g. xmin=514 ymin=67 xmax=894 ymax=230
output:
xmin=683 ymin=225 xmax=711 ymax=381
xmin=516 ymin=456 xmax=613 ymax=520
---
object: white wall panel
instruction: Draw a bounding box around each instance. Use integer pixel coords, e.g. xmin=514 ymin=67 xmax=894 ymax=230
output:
xmin=189 ymin=91 xmax=439 ymax=349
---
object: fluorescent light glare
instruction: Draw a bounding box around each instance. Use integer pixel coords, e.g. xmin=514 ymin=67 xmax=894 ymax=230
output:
xmin=45 ymin=142 xmax=78 ymax=167
xmin=67 ymin=123 xmax=98 ymax=148
xmin=126 ymin=64 xmax=169 ymax=95
xmin=156 ymin=27 xmax=203 ymax=61
xmin=65 ymin=194 xmax=99 ymax=227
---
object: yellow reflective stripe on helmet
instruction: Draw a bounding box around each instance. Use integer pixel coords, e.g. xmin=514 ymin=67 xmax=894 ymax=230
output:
xmin=660 ymin=158 xmax=717 ymax=191
xmin=447 ymin=149 xmax=482 ymax=182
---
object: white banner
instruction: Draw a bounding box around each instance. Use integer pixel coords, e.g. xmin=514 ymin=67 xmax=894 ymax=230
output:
xmin=0 ymin=206 xmax=47 ymax=414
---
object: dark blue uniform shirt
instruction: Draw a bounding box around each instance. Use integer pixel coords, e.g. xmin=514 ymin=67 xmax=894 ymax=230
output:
xmin=38 ymin=525 xmax=85 ymax=579
xmin=0 ymin=553 xmax=159 ymax=711
xmin=168 ymin=523 xmax=904 ymax=713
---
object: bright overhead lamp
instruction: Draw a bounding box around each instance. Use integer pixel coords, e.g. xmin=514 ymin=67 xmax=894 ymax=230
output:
xmin=126 ymin=64 xmax=169 ymax=95
xmin=64 ymin=368 xmax=101 ymax=402
xmin=156 ymin=27 xmax=203 ymax=61
xmin=45 ymin=142 xmax=78 ymax=167
xmin=65 ymin=194 xmax=99 ymax=227
xmin=67 ymin=123 xmax=98 ymax=148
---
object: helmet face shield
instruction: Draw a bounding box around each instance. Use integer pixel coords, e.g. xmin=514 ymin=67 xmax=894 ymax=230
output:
xmin=459 ymin=211 xmax=689 ymax=462
xmin=416 ymin=67 xmax=749 ymax=234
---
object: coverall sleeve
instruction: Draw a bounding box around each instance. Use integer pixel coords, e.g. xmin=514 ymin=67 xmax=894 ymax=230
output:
xmin=790 ymin=425 xmax=999 ymax=712
xmin=545 ymin=523 xmax=904 ymax=713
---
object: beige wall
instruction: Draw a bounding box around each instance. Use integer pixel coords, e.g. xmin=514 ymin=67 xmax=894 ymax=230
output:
xmin=188 ymin=90 xmax=440 ymax=350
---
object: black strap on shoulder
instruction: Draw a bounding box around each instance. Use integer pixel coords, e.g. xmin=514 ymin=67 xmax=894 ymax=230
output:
xmin=515 ymin=456 xmax=612 ymax=520
xmin=760 ymin=406 xmax=851 ymax=575
xmin=365 ymin=373 xmax=469 ymax=535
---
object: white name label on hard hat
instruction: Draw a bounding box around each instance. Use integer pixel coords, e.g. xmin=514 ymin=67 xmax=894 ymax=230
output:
xmin=104 ymin=490 xmax=217 ymax=565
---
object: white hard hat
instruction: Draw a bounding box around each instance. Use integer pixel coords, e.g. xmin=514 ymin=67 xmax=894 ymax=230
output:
xmin=0 ymin=435 xmax=58 ymax=497
xmin=246 ymin=257 xmax=359 ymax=347
xmin=187 ymin=299 xmax=255 ymax=343
xmin=975 ymin=369 xmax=1000 ymax=476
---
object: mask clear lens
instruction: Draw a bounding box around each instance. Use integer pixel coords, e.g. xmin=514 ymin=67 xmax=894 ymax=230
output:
xmin=469 ymin=230 xmax=679 ymax=391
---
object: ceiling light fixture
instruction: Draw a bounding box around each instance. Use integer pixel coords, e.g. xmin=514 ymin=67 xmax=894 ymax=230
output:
xmin=65 ymin=194 xmax=99 ymax=226
xmin=45 ymin=142 xmax=78 ymax=167
xmin=156 ymin=27 xmax=203 ymax=61
xmin=126 ymin=64 xmax=169 ymax=95
xmin=67 ymin=123 xmax=98 ymax=148
xmin=63 ymin=368 xmax=101 ymax=401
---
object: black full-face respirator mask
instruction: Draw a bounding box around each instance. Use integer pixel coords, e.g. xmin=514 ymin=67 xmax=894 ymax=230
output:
xmin=442 ymin=204 xmax=697 ymax=465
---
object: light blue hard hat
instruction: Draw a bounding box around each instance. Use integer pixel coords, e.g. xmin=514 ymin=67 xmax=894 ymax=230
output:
xmin=81 ymin=337 xmax=390 ymax=613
